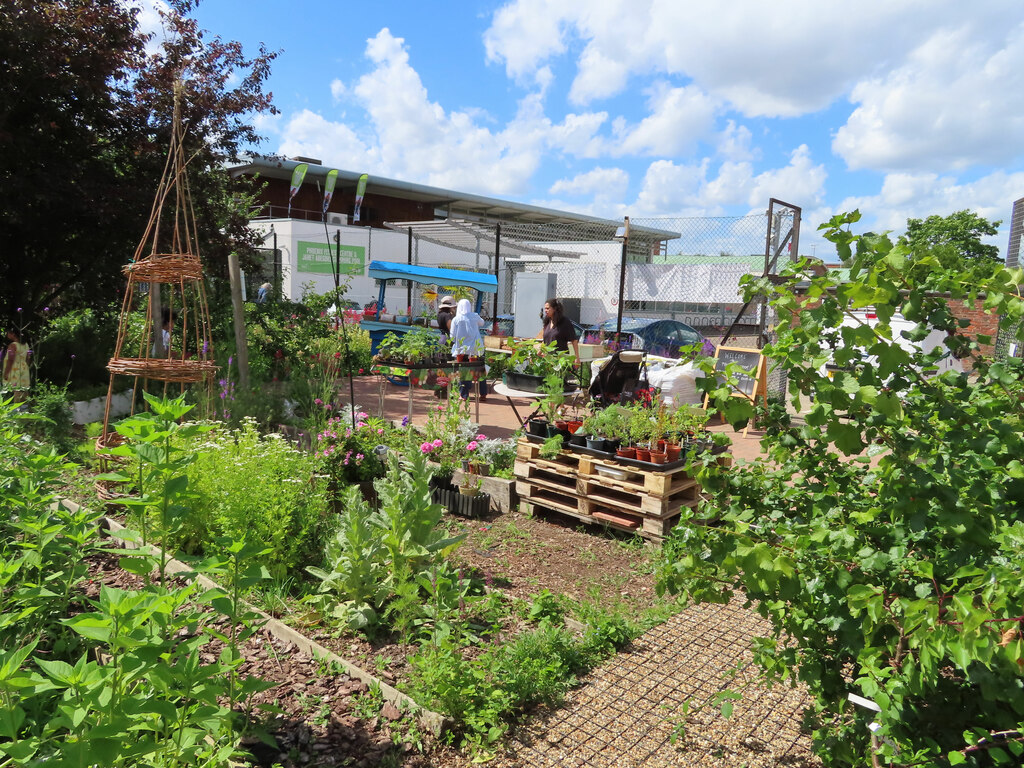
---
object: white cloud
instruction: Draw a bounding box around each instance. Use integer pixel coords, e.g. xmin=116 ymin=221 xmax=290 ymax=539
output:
xmin=632 ymin=145 xmax=827 ymax=216
xmin=484 ymin=0 xmax=1020 ymax=123
xmin=329 ymin=79 xmax=346 ymax=101
xmin=278 ymin=110 xmax=379 ymax=169
xmin=833 ymin=20 xmax=1024 ymax=172
xmin=837 ymin=170 xmax=1024 ymax=251
xmin=612 ymin=83 xmax=717 ymax=156
xmin=716 ymin=120 xmax=756 ymax=162
xmin=549 ymin=167 xmax=629 ymax=197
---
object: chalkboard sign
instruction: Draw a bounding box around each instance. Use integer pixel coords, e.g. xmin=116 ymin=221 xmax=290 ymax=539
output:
xmin=713 ymin=347 xmax=762 ymax=396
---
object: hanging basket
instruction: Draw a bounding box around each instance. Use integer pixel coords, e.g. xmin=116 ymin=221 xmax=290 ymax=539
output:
xmin=123 ymin=254 xmax=204 ymax=282
xmin=107 ymin=357 xmax=216 ymax=383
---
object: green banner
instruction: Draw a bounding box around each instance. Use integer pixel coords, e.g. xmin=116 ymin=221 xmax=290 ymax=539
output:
xmin=297 ymin=240 xmax=365 ymax=275
xmin=353 ymin=173 xmax=368 ymax=222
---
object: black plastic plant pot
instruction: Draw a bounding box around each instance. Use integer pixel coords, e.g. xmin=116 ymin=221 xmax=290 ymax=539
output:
xmin=585 ymin=436 xmax=608 ymax=452
xmin=503 ymin=371 xmax=545 ymax=392
xmin=527 ymin=418 xmax=549 ymax=437
xmin=569 ymin=433 xmax=589 ymax=448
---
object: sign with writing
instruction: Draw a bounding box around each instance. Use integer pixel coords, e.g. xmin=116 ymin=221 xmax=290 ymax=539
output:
xmin=713 ymin=346 xmax=762 ymax=396
xmin=705 ymin=345 xmax=768 ymax=435
xmin=297 ymin=241 xmax=365 ymax=275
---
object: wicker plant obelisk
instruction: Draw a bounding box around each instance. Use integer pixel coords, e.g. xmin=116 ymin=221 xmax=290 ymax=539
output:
xmin=96 ymin=85 xmax=216 ymax=498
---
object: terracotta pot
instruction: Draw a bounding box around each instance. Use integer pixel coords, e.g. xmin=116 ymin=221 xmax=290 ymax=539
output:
xmin=456 ymin=353 xmax=469 ymax=362
xmin=635 ymin=447 xmax=651 ymax=462
xmin=554 ymin=420 xmax=569 ymax=431
xmin=665 ymin=444 xmax=682 ymax=461
xmin=656 ymin=439 xmax=667 ymax=452
xmin=616 ymin=446 xmax=636 ymax=459
xmin=649 ymin=450 xmax=668 ymax=464
xmin=567 ymin=420 xmax=583 ymax=434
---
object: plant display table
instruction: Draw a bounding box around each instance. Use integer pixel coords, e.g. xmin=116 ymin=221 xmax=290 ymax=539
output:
xmin=491 ymin=381 xmax=582 ymax=426
xmin=373 ymin=359 xmax=486 ymax=422
xmin=512 ymin=438 xmax=719 ymax=540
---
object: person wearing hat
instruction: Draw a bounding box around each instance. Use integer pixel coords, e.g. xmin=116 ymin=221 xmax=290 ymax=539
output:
xmin=436 ymin=295 xmax=456 ymax=342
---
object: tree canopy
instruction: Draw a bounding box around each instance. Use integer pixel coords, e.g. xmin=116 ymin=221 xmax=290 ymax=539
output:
xmin=900 ymin=209 xmax=1002 ymax=262
xmin=0 ymin=0 xmax=278 ymax=334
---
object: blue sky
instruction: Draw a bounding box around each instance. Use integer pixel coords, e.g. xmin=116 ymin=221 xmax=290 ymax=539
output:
xmin=173 ymin=0 xmax=1024 ymax=259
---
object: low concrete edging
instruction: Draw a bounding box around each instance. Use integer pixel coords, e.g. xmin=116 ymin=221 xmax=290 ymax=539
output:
xmin=55 ymin=499 xmax=447 ymax=735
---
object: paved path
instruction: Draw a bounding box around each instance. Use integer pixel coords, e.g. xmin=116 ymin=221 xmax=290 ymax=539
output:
xmin=492 ymin=598 xmax=819 ymax=768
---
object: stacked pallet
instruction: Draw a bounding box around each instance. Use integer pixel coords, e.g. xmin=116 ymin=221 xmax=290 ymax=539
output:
xmin=513 ymin=439 xmax=704 ymax=540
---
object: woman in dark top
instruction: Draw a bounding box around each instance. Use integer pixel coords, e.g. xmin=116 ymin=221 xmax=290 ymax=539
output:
xmin=436 ymin=295 xmax=456 ymax=340
xmin=540 ymin=297 xmax=579 ymax=362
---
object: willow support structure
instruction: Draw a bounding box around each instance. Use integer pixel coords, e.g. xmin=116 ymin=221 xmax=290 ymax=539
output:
xmin=96 ymin=82 xmax=216 ymax=501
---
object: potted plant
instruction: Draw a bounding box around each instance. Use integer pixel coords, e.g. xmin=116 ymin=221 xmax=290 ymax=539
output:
xmin=503 ymin=339 xmax=576 ymax=392
xmin=581 ymin=410 xmax=609 ymax=451
xmin=539 ymin=433 xmax=564 ymax=459
xmin=459 ymin=475 xmax=483 ymax=497
xmin=539 ymin=373 xmax=570 ymax=436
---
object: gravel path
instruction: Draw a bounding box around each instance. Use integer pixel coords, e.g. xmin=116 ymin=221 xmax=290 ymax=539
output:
xmin=487 ymin=597 xmax=820 ymax=768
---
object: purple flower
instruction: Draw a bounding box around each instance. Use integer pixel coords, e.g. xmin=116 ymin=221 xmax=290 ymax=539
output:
xmin=401 ymin=416 xmax=410 ymax=427
xmin=70 ymin=354 xmax=76 ymax=360
xmin=43 ymin=307 xmax=49 ymax=312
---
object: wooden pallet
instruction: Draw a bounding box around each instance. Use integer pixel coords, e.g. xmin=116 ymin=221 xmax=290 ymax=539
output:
xmin=513 ymin=460 xmax=578 ymax=492
xmin=577 ymin=455 xmax=694 ymax=496
xmin=515 ymin=439 xmax=582 ymax=474
xmin=577 ymin=476 xmax=699 ymax=518
xmin=515 ymin=479 xmax=580 ymax=516
xmin=521 ymin=499 xmax=677 ymax=541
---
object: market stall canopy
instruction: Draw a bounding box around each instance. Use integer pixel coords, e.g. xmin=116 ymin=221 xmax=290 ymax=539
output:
xmin=384 ymin=219 xmax=584 ymax=260
xmin=367 ymin=261 xmax=498 ymax=293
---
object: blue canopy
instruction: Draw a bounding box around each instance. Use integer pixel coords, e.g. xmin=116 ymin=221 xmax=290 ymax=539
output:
xmin=367 ymin=260 xmax=497 ymax=294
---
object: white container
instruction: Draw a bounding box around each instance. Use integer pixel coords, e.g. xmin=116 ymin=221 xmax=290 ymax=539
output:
xmin=72 ymin=390 xmax=133 ymax=425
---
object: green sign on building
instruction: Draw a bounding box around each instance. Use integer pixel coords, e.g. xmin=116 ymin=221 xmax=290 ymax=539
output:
xmin=297 ymin=241 xmax=365 ymax=275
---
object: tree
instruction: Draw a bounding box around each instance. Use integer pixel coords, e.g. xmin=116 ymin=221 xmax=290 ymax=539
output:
xmin=660 ymin=211 xmax=1024 ymax=766
xmin=900 ymin=209 xmax=1002 ymax=262
xmin=0 ymin=0 xmax=277 ymax=335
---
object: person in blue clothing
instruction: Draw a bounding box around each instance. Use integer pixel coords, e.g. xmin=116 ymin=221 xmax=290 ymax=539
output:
xmin=450 ymin=298 xmax=488 ymax=401
xmin=257 ymin=282 xmax=272 ymax=303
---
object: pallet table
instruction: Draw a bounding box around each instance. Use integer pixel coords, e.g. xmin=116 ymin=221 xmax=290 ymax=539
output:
xmin=513 ymin=438 xmax=717 ymax=541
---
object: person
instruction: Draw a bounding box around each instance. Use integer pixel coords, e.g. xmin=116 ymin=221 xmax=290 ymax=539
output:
xmin=152 ymin=308 xmax=173 ymax=357
xmin=257 ymin=282 xmax=272 ymax=303
xmin=436 ymin=295 xmax=456 ymax=341
xmin=540 ymin=297 xmax=580 ymax=363
xmin=2 ymin=328 xmax=30 ymax=404
xmin=449 ymin=298 xmax=488 ymax=400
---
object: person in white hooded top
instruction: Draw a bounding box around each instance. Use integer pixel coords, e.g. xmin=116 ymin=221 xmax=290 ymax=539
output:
xmin=449 ymin=298 xmax=488 ymax=400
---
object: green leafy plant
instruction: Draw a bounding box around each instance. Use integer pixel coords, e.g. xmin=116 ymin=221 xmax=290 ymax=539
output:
xmin=660 ymin=210 xmax=1024 ymax=767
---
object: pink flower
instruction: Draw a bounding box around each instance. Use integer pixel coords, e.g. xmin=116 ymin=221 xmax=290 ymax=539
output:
xmin=476 ymin=434 xmax=487 ymax=441
xmin=466 ymin=441 xmax=479 ymax=451
xmin=420 ymin=442 xmax=432 ymax=454
xmin=432 ymin=439 xmax=443 ymax=448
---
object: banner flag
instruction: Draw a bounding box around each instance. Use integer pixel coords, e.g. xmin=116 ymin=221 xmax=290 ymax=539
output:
xmin=353 ymin=173 xmax=369 ymax=222
xmin=287 ymin=163 xmax=309 ymax=215
xmin=322 ymin=169 xmax=338 ymax=215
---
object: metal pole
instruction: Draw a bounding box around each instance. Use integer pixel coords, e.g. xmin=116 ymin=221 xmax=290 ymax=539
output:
xmin=227 ymin=251 xmax=250 ymax=389
xmin=407 ymin=227 xmax=413 ymax=317
xmin=334 ymin=231 xmax=356 ymax=429
xmin=615 ymin=216 xmax=630 ymax=340
xmin=492 ymin=223 xmax=501 ymax=333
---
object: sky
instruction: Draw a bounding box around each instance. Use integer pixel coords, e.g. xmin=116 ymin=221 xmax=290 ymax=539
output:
xmin=163 ymin=0 xmax=1023 ymax=260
